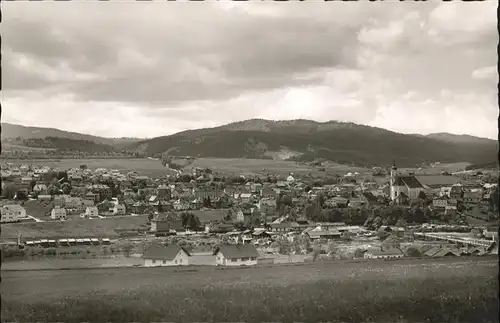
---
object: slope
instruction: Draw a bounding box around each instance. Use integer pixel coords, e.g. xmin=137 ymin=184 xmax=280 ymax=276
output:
xmin=1 ymin=123 xmax=141 ymax=147
xmin=127 ymin=119 xmax=497 ymax=168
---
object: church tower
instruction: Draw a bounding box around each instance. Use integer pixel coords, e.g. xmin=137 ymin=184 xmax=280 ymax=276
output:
xmin=390 ymin=160 xmax=398 ymax=200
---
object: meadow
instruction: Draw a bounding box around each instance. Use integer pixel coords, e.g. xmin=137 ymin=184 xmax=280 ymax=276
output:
xmin=0 ymin=215 xmax=149 ymax=240
xmin=188 ymin=157 xmax=368 ymax=176
xmin=2 ymin=257 xmax=498 ymax=322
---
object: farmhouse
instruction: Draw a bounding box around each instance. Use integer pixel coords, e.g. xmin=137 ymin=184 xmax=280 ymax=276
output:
xmin=112 ymin=204 xmax=127 ymax=215
xmin=143 ymin=243 xmax=190 ymax=267
xmin=85 ymin=206 xmax=99 ymax=218
xmin=214 ymin=244 xmax=259 ymax=266
xmin=1 ymin=205 xmax=26 ymax=223
xmin=50 ymin=206 xmax=67 ymax=220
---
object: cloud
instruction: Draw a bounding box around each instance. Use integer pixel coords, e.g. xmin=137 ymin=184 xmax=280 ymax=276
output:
xmin=1 ymin=1 xmax=497 ymax=139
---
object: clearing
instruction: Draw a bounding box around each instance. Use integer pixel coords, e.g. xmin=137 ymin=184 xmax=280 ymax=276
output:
xmin=185 ymin=158 xmax=369 ymax=177
xmin=1 ymin=257 xmax=497 ymax=322
xmin=0 ymin=215 xmax=148 ymax=240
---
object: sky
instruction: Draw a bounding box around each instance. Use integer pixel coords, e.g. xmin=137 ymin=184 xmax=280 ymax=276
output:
xmin=2 ymin=1 xmax=498 ymax=139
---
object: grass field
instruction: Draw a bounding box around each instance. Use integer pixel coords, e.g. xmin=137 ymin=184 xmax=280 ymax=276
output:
xmin=187 ymin=157 xmax=369 ymax=177
xmin=2 ymin=257 xmax=497 ymax=322
xmin=0 ymin=215 xmax=148 ymax=240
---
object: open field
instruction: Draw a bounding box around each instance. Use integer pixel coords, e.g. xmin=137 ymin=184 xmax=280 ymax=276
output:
xmin=1 ymin=142 xmax=57 ymax=152
xmin=1 ymin=158 xmax=178 ymax=177
xmin=0 ymin=215 xmax=148 ymax=240
xmin=186 ymin=157 xmax=369 ymax=177
xmin=2 ymin=257 xmax=497 ymax=322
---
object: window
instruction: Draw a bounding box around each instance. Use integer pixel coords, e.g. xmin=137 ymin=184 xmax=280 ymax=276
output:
xmin=175 ymin=260 xmax=178 ymax=264
xmin=163 ymin=260 xmax=166 ymax=264
xmin=241 ymin=257 xmax=249 ymax=261
xmin=231 ymin=259 xmax=237 ymax=262
xmin=250 ymin=257 xmax=257 ymax=261
xmin=152 ymin=260 xmax=156 ymax=264
xmin=180 ymin=258 xmax=183 ymax=263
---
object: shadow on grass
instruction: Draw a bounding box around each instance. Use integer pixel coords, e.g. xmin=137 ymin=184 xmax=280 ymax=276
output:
xmin=2 ymin=275 xmax=498 ymax=322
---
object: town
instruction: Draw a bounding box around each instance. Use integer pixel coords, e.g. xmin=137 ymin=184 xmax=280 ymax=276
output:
xmin=1 ymin=159 xmax=498 ymax=270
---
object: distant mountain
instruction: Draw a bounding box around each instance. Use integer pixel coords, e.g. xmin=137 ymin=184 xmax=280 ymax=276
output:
xmin=425 ymin=132 xmax=497 ymax=145
xmin=126 ymin=119 xmax=498 ymax=168
xmin=1 ymin=123 xmax=142 ymax=147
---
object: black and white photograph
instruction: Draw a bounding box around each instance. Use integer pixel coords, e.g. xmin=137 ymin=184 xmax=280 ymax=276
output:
xmin=1 ymin=1 xmax=498 ymax=322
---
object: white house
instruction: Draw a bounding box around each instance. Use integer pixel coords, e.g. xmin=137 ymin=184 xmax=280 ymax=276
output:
xmin=85 ymin=206 xmax=99 ymax=218
xmin=112 ymin=204 xmax=126 ymax=215
xmin=213 ymin=244 xmax=259 ymax=266
xmin=364 ymin=248 xmax=404 ymax=259
xmin=1 ymin=205 xmax=26 ymax=223
xmin=50 ymin=206 xmax=67 ymax=220
xmin=143 ymin=243 xmax=190 ymax=267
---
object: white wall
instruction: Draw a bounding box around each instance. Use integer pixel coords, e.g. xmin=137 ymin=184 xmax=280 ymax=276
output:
xmin=215 ymin=252 xmax=258 ymax=266
xmin=1 ymin=207 xmax=26 ymax=223
xmin=144 ymin=250 xmax=189 ymax=267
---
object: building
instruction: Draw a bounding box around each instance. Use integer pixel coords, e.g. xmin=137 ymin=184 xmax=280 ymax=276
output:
xmin=390 ymin=162 xmax=425 ymax=201
xmin=143 ymin=243 xmax=190 ymax=267
xmin=364 ymin=248 xmax=404 ymax=259
xmin=33 ymin=184 xmax=48 ymax=195
xmin=85 ymin=206 xmax=99 ymax=218
xmin=50 ymin=206 xmax=67 ymax=220
xmin=1 ymin=205 xmax=26 ymax=223
xmin=213 ymin=244 xmax=259 ymax=266
xmin=194 ymin=185 xmax=223 ymax=201
xmin=150 ymin=212 xmax=183 ymax=233
xmin=432 ymin=197 xmax=448 ymax=209
xmin=463 ymin=190 xmax=482 ymax=204
xmin=450 ymin=185 xmax=463 ymax=200
xmin=112 ymin=204 xmax=127 ymax=215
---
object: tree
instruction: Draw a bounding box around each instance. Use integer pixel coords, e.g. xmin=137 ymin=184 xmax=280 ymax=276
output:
xmin=406 ymin=247 xmax=422 ymax=258
xmin=121 ymin=243 xmax=134 ymax=258
xmin=490 ymin=186 xmax=499 ymax=212
xmin=328 ymin=242 xmax=339 ymax=257
xmin=181 ymin=212 xmax=201 ymax=231
xmin=312 ymin=248 xmax=321 ymax=262
xmin=281 ymin=194 xmax=292 ymax=206
xmin=223 ymin=209 xmax=233 ymax=222
xmin=203 ymin=197 xmax=212 ymax=208
xmin=2 ymin=183 xmax=18 ymax=199
xmin=61 ymin=183 xmax=72 ymax=195
xmin=29 ymin=180 xmax=37 ymax=191
xmin=354 ymin=248 xmax=365 ymax=259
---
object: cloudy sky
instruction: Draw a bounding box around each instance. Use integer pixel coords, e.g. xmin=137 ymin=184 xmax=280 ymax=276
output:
xmin=2 ymin=1 xmax=497 ymax=139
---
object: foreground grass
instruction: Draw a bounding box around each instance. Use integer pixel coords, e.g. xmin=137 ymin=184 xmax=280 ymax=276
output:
xmin=3 ymin=273 xmax=498 ymax=322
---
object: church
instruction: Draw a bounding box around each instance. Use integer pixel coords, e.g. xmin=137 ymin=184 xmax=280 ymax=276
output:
xmin=390 ymin=161 xmax=425 ymax=202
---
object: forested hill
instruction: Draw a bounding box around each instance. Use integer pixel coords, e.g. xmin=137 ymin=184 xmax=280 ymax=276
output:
xmin=126 ymin=119 xmax=497 ymax=168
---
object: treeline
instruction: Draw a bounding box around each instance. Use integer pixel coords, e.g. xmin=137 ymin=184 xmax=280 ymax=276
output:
xmin=23 ymin=137 xmax=117 ymax=153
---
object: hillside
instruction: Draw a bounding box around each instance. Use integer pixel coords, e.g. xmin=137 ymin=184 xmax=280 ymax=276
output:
xmin=22 ymin=137 xmax=116 ymax=153
xmin=127 ymin=119 xmax=498 ymax=168
xmin=1 ymin=123 xmax=141 ymax=147
xmin=425 ymin=132 xmax=496 ymax=145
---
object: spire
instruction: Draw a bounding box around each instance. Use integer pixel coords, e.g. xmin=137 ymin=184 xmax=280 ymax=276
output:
xmin=391 ymin=160 xmax=397 ymax=170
